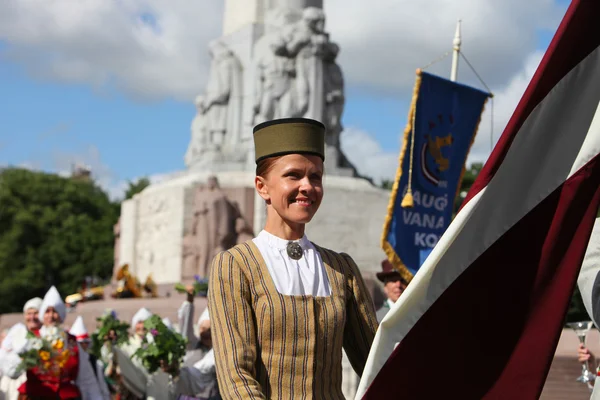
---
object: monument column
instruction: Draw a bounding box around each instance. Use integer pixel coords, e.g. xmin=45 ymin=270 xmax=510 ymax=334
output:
xmin=275 ymin=0 xmax=323 ymax=9
xmin=223 ymin=0 xmax=324 ymax=36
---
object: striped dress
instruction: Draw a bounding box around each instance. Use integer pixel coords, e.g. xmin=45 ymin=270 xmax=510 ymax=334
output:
xmin=208 ymin=241 xmax=378 ymax=400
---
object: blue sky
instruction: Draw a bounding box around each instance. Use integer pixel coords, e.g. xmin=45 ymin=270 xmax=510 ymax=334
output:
xmin=0 ymin=0 xmax=570 ymax=198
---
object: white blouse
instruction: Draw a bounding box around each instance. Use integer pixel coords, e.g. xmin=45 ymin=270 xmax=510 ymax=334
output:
xmin=252 ymin=230 xmax=332 ymax=296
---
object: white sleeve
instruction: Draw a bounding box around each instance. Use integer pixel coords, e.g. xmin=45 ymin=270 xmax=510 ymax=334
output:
xmin=95 ymin=360 xmax=111 ymax=400
xmin=178 ymin=300 xmax=197 ymax=349
xmin=0 ymin=349 xmax=23 ymax=380
xmin=75 ymin=344 xmax=103 ymax=400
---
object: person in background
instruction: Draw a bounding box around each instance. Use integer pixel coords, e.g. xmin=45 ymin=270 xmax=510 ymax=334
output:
xmin=0 ymin=324 xmax=28 ymax=400
xmin=22 ymin=298 xmax=43 ymax=337
xmin=175 ymin=286 xmax=220 ymax=399
xmin=69 ymin=316 xmax=111 ymax=400
xmin=4 ymin=286 xmax=103 ymax=399
xmin=121 ymin=307 xmax=153 ymax=360
xmin=376 ymin=259 xmax=409 ymax=323
xmin=0 ymin=297 xmax=43 ymax=400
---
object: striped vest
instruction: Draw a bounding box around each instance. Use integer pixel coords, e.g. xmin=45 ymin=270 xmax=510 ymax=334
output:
xmin=208 ymin=241 xmax=378 ymax=400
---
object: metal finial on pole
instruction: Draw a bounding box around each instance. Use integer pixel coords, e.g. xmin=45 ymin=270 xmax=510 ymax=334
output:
xmin=450 ymin=19 xmax=461 ymax=82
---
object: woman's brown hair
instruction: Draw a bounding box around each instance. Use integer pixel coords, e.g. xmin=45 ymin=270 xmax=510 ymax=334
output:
xmin=255 ymin=156 xmax=279 ymax=177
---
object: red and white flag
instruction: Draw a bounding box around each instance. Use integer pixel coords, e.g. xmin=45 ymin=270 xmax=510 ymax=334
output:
xmin=357 ymin=1 xmax=600 ymax=398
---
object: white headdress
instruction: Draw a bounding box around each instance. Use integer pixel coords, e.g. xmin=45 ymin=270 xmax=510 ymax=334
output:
xmin=23 ymin=297 xmax=43 ymax=313
xmin=131 ymin=307 xmax=152 ymax=327
xmin=198 ymin=307 xmax=210 ymax=325
xmin=68 ymin=316 xmax=90 ymax=342
xmin=39 ymin=286 xmax=66 ymax=323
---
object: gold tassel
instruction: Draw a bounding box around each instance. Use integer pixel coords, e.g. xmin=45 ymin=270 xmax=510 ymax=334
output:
xmin=401 ymin=189 xmax=414 ymax=208
xmin=402 ymin=69 xmax=420 ymax=209
xmin=380 ymin=69 xmax=423 ymax=284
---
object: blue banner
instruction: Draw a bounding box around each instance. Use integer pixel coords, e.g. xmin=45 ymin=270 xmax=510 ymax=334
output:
xmin=382 ymin=71 xmax=489 ymax=280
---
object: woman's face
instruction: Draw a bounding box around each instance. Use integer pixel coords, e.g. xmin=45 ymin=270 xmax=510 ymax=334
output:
xmin=43 ymin=306 xmax=61 ymax=326
xmin=256 ymin=154 xmax=324 ymax=227
xmin=135 ymin=321 xmax=146 ymax=337
xmin=24 ymin=308 xmax=41 ymax=331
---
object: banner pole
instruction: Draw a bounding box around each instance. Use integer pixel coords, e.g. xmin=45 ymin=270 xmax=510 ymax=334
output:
xmin=450 ymin=20 xmax=461 ymax=82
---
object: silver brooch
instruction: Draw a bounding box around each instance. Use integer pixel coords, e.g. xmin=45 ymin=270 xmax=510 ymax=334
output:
xmin=286 ymin=242 xmax=303 ymax=260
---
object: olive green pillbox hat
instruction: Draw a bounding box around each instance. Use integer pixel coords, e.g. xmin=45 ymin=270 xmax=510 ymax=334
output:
xmin=253 ymin=118 xmax=325 ymax=163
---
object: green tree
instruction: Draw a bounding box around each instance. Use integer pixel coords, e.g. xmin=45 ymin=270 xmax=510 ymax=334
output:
xmin=0 ymin=168 xmax=119 ymax=313
xmin=454 ymin=162 xmax=484 ymax=214
xmin=566 ymin=285 xmax=589 ymax=323
xmin=124 ymin=177 xmax=151 ymax=200
xmin=380 ymin=179 xmax=394 ymax=191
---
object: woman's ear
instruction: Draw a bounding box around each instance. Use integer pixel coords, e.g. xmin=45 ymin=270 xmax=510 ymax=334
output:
xmin=255 ymin=176 xmax=270 ymax=203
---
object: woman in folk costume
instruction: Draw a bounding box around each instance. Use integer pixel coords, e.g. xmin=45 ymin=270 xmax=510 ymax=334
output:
xmin=7 ymin=286 xmax=103 ymax=400
xmin=208 ymin=118 xmax=378 ymax=399
xmin=68 ymin=317 xmax=111 ymax=400
xmin=0 ymin=298 xmax=43 ymax=400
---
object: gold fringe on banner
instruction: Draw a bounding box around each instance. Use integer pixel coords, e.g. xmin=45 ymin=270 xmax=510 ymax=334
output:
xmin=380 ymin=69 xmax=423 ymax=283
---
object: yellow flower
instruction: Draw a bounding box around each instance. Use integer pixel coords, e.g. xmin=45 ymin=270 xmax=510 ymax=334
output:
xmin=53 ymin=339 xmax=64 ymax=350
xmin=39 ymin=350 xmax=51 ymax=361
xmin=43 ymin=361 xmax=52 ymax=370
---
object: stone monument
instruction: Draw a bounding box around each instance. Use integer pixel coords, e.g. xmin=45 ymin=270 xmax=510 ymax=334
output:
xmin=116 ymin=0 xmax=390 ymax=288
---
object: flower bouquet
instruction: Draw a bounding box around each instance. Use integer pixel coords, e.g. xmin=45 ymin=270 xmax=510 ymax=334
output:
xmin=90 ymin=309 xmax=130 ymax=359
xmin=132 ymin=315 xmax=187 ymax=376
xmin=17 ymin=327 xmax=73 ymax=376
xmin=174 ymin=275 xmax=208 ymax=297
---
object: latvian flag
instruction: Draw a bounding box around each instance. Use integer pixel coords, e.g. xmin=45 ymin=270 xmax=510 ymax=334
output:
xmin=357 ymin=0 xmax=600 ymax=398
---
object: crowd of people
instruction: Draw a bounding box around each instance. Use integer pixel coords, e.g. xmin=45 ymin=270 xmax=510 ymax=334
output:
xmin=0 ymin=284 xmax=219 ymax=400
xmin=13 ymin=116 xmax=598 ymax=400
xmin=0 ymin=118 xmax=422 ymax=400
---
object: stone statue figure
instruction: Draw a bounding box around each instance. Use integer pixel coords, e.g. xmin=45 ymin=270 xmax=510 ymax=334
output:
xmin=185 ymin=41 xmax=244 ymax=169
xmin=182 ymin=208 xmax=200 ymax=280
xmin=183 ymin=176 xmax=239 ymax=279
xmin=253 ymin=30 xmax=300 ymax=123
xmin=253 ymin=7 xmax=342 ymax=128
xmin=231 ymin=201 xmax=255 ymax=244
xmin=203 ymin=41 xmax=243 ymax=149
xmin=323 ymin=41 xmax=344 ymax=148
xmin=184 ymin=95 xmax=208 ymax=168
xmin=112 ymin=218 xmax=121 ymax=281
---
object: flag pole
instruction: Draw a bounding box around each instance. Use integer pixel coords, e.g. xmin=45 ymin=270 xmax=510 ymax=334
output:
xmin=450 ymin=20 xmax=461 ymax=82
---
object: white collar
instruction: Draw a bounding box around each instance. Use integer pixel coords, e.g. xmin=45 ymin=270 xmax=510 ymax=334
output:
xmin=258 ymin=230 xmax=311 ymax=251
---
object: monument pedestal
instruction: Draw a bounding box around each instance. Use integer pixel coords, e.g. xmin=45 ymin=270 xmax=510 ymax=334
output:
xmin=119 ymin=172 xmax=389 ymax=285
xmin=116 ymin=0 xmax=391 ymax=288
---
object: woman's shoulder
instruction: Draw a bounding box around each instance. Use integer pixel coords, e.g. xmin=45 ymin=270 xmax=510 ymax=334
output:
xmin=212 ymin=241 xmax=260 ymax=271
xmin=218 ymin=240 xmax=258 ymax=259
xmin=312 ymin=243 xmax=357 ymax=269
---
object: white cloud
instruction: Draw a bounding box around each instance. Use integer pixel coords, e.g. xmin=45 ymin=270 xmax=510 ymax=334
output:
xmin=326 ymin=0 xmax=562 ymax=93
xmin=0 ymin=0 xmax=223 ymax=101
xmin=0 ymin=0 xmax=563 ymax=100
xmin=341 ymin=49 xmax=544 ymax=180
xmin=341 ymin=127 xmax=398 ymax=184
xmin=0 ymin=0 xmax=563 ymax=186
